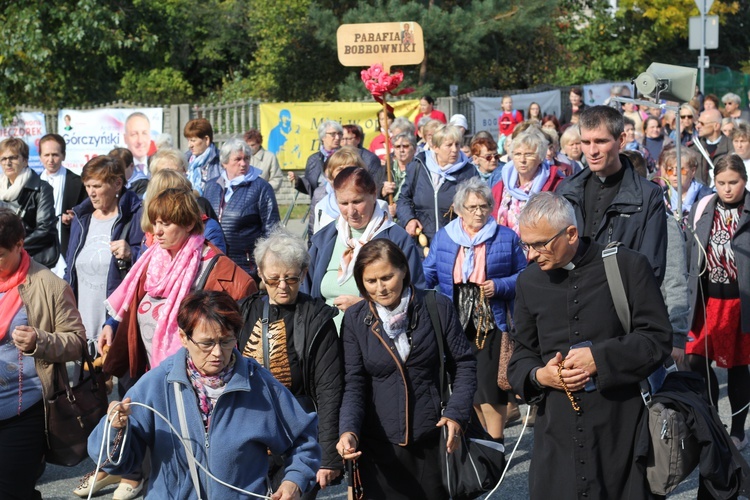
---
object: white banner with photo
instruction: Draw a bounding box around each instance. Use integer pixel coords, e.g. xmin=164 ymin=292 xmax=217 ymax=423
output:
xmin=58 ymin=108 xmax=163 ymax=175
xmin=583 ymin=82 xmax=632 ymax=107
xmin=471 ymin=90 xmax=562 ymax=136
xmin=0 ymin=112 xmax=48 ymax=173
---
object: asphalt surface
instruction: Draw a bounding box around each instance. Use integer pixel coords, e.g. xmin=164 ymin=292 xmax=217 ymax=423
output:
xmin=38 ymin=370 xmax=747 ymax=499
xmin=36 ymin=218 xmax=748 ymax=499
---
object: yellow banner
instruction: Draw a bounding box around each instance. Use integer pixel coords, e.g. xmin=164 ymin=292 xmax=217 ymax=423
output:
xmin=260 ymin=100 xmax=420 ymax=170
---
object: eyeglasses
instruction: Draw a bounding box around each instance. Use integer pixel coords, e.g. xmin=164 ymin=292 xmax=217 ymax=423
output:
xmin=393 ymin=144 xmax=412 ymax=149
xmin=478 ymin=153 xmax=501 ymax=162
xmin=679 ymin=115 xmax=693 ymax=119
xmin=263 ymin=275 xmax=302 ymax=287
xmin=512 ymin=152 xmax=537 ymax=161
xmin=664 ymin=166 xmax=690 ymax=175
xmin=188 ymin=336 xmax=236 ymax=352
xmin=519 ymin=227 xmax=568 ymax=253
xmin=463 ymin=204 xmax=490 ymax=214
xmin=0 ymin=155 xmax=20 ymax=164
xmin=325 ymin=132 xmax=343 ymax=137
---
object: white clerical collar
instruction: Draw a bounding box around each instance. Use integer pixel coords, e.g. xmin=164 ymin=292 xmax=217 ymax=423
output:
xmin=562 ymin=261 xmax=576 ymax=270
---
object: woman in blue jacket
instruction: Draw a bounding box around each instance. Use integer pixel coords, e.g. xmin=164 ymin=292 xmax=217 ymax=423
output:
xmin=88 ymin=290 xmax=320 ymax=499
xmin=396 ymin=125 xmax=478 ymax=246
xmin=203 ymin=137 xmax=280 ymax=280
xmin=337 ymin=240 xmax=476 ymax=499
xmin=424 ymin=177 xmax=526 ymax=443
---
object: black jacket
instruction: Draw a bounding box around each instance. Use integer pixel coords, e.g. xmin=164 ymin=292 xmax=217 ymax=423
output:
xmin=238 ymin=292 xmax=343 ymax=470
xmin=59 ymin=169 xmax=88 ymax=258
xmin=15 ymin=169 xmax=59 ymax=267
xmin=634 ymin=372 xmax=750 ymax=499
xmin=339 ymin=288 xmax=476 ymax=446
xmin=556 ymin=156 xmax=667 ymax=284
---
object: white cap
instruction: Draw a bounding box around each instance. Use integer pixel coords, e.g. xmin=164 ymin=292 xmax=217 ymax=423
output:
xmin=449 ymin=114 xmax=469 ymax=131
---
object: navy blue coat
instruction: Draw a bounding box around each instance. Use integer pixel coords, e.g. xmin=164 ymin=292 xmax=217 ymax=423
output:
xmin=302 ymin=221 xmax=425 ymax=299
xmin=203 ymin=174 xmax=280 ymax=276
xmin=339 ymin=289 xmax=476 ymax=445
xmin=423 ymin=223 xmax=527 ymax=331
xmin=65 ymin=189 xmax=144 ymax=300
xmin=556 ymin=156 xmax=667 ymax=284
xmin=396 ymin=152 xmax=479 ymax=239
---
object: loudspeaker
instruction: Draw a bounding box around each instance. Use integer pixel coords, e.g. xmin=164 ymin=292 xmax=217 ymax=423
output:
xmin=634 ymin=63 xmax=697 ymax=103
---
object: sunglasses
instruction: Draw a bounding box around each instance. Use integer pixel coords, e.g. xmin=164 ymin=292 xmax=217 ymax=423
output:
xmin=478 ymin=153 xmax=501 ymax=162
xmin=679 ymin=115 xmax=693 ymax=119
xmin=393 ymin=144 xmax=412 ymax=149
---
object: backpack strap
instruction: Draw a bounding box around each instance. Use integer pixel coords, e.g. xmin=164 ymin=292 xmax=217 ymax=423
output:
xmin=692 ymin=194 xmax=714 ymax=232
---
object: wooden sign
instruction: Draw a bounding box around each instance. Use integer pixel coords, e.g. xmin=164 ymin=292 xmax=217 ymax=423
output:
xmin=337 ymin=22 xmax=425 ymax=72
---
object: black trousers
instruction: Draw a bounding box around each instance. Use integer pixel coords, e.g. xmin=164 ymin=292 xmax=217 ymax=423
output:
xmin=0 ymin=401 xmax=45 ymax=500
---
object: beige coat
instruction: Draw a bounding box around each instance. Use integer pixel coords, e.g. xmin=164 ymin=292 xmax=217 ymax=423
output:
xmin=17 ymin=260 xmax=86 ymax=445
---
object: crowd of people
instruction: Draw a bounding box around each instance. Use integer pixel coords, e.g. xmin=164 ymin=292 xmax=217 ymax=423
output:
xmin=2 ymin=88 xmax=750 ymax=500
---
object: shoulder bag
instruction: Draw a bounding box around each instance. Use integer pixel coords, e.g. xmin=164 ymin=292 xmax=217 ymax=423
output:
xmin=46 ymin=336 xmax=109 ymax=466
xmin=425 ymin=290 xmax=506 ymax=499
xmin=602 ymin=242 xmax=699 ymax=495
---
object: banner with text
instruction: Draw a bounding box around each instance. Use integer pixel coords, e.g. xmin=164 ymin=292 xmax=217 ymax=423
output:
xmin=58 ymin=108 xmax=163 ymax=174
xmin=259 ymin=100 xmax=420 ymax=170
xmin=0 ymin=112 xmax=48 ymax=173
xmin=471 ymin=91 xmax=562 ymax=136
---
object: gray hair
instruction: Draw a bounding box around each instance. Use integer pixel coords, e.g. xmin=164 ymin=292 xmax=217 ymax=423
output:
xmin=219 ymin=137 xmax=252 ymax=165
xmin=392 ymin=132 xmax=416 ymax=148
xmin=253 ymin=226 xmax=310 ymax=272
xmin=417 ymin=116 xmax=432 ymax=129
xmin=453 ymin=177 xmax=494 ymax=217
xmin=390 ymin=117 xmax=415 ymax=136
xmin=431 ymin=124 xmax=463 ymax=149
xmin=518 ymin=192 xmax=576 ymax=231
xmin=733 ymin=121 xmax=750 ymax=141
xmin=155 ymin=133 xmax=174 ymax=149
xmin=509 ymin=128 xmax=548 ymax=159
xmin=317 ymin=120 xmax=343 ymax=141
xmin=722 ymin=93 xmax=742 ymax=105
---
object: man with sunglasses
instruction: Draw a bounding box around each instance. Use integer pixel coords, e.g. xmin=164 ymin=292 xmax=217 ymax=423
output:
xmin=691 ymin=107 xmax=734 ymax=186
xmin=556 ymin=106 xmax=667 ymax=284
xmin=508 ymin=192 xmax=672 ymax=500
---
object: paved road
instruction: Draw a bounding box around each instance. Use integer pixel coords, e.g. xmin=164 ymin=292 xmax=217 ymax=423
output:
xmin=38 ymin=377 xmax=745 ymax=499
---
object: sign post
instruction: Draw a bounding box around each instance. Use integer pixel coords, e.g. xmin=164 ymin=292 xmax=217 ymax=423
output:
xmin=337 ymin=22 xmax=425 ymax=205
xmin=693 ymin=0 xmax=716 ymax=93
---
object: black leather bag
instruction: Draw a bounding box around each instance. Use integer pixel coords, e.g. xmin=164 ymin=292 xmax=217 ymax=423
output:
xmin=425 ymin=291 xmax=506 ymax=499
xmin=45 ymin=337 xmax=109 ymax=466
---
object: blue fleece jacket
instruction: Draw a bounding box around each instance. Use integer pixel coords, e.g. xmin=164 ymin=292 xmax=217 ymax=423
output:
xmin=88 ymin=349 xmax=321 ymax=499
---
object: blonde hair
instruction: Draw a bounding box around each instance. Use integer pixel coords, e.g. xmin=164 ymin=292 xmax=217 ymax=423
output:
xmin=149 ymin=148 xmax=188 ymax=177
xmin=141 ymin=169 xmax=194 ymax=233
xmin=325 ymin=146 xmax=365 ymax=180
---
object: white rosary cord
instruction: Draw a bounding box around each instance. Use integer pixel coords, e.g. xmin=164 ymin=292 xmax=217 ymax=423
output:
xmin=486 ymin=404 xmax=531 ymax=498
xmin=89 ymin=402 xmax=272 ymax=500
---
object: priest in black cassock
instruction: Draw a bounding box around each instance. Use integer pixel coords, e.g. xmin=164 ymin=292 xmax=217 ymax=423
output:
xmin=508 ymin=192 xmax=672 ymax=500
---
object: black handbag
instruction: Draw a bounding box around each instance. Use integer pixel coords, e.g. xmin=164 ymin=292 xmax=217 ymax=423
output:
xmin=425 ymin=290 xmax=506 ymax=499
xmin=45 ymin=337 xmax=109 ymax=467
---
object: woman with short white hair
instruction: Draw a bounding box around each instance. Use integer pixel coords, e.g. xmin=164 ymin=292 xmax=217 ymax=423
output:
xmin=203 ymin=137 xmax=280 ymax=279
xmin=397 ymin=125 xmax=478 ymax=243
xmin=424 ymin=177 xmax=526 ymax=443
xmin=491 ymin=128 xmax=564 ymax=235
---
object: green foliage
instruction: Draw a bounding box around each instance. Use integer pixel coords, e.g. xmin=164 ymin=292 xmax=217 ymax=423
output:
xmin=117 ymin=68 xmax=194 ymax=104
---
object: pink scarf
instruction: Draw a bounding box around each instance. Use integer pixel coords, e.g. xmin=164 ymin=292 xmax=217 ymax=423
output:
xmin=106 ymin=234 xmax=205 ymax=367
xmin=0 ymin=249 xmax=30 ymax=342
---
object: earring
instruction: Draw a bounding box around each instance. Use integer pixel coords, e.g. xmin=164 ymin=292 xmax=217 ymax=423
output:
xmin=115 ymin=193 xmax=120 ymax=198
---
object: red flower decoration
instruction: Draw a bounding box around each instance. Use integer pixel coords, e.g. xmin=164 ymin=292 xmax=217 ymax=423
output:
xmin=361 ymin=63 xmax=405 ymax=97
